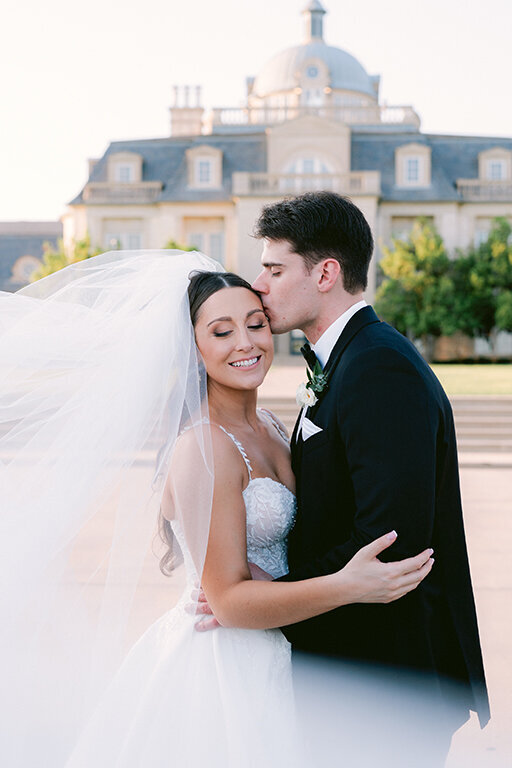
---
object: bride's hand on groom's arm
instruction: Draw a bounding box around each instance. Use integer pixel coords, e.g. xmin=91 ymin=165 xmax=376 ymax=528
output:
xmin=336 ymin=530 xmax=434 ymax=604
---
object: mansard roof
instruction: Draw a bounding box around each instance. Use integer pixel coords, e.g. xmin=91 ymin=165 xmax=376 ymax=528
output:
xmin=351 ymin=129 xmax=512 ymax=201
xmin=70 ymin=126 xmax=512 ymax=207
xmin=70 ymin=133 xmax=267 ymax=205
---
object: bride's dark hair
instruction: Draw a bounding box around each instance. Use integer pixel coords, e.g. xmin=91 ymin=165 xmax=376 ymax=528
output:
xmin=187 ymin=270 xmax=261 ymax=325
xmin=159 ymin=269 xmax=263 ymax=575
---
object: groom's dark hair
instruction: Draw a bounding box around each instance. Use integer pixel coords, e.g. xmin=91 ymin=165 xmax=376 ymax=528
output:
xmin=253 ymin=191 xmax=374 ymax=293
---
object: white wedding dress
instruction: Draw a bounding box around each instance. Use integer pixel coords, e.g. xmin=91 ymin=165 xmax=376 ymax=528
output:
xmin=66 ymin=420 xmax=299 ymax=768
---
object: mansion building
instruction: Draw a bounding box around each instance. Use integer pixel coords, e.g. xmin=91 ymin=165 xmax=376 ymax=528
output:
xmin=61 ymin=1 xmax=512 ymax=354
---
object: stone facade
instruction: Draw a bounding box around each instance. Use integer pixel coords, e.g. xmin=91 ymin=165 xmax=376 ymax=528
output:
xmin=61 ymin=1 xmax=512 ymax=356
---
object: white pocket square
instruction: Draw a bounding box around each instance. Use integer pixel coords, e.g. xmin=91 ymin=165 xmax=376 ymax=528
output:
xmin=302 ymin=417 xmax=323 ymax=441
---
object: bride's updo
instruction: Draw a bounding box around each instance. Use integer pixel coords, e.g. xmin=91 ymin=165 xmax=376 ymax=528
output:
xmin=187 ymin=270 xmax=261 ymax=326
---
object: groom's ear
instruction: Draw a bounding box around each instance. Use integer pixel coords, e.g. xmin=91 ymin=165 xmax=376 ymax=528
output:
xmin=316 ymin=258 xmax=341 ymax=293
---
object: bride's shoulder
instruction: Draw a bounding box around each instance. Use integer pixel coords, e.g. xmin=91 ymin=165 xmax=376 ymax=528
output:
xmin=258 ymin=407 xmax=289 ymax=441
xmin=171 ymin=420 xmax=246 ymax=483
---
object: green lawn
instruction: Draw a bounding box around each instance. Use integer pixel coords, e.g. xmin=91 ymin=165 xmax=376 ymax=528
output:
xmin=431 ymin=364 xmax=512 ymax=395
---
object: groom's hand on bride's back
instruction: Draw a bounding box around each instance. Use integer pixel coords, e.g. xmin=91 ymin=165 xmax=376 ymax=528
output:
xmin=188 ymin=563 xmax=273 ymax=631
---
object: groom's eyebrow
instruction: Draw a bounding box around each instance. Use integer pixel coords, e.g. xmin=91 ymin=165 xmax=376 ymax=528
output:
xmin=207 ymin=309 xmax=264 ymax=327
xmin=262 ymin=261 xmax=284 ymax=268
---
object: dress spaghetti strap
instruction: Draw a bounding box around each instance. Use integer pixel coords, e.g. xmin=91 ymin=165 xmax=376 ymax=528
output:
xmin=258 ymin=407 xmax=289 ymax=442
xmin=216 ymin=425 xmax=253 ymax=480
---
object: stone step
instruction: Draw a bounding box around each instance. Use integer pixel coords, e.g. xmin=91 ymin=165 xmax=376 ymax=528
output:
xmin=257 ymin=396 xmax=512 ymax=453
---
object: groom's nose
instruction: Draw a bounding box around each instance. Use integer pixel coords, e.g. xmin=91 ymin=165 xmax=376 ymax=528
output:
xmin=251 ymin=270 xmax=268 ymax=294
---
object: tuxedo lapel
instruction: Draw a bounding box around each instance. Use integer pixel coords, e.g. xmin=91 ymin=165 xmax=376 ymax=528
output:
xmin=290 ymin=409 xmax=303 ymax=473
xmin=323 ymin=305 xmax=381 ymax=376
xmin=307 ymin=306 xmax=381 ymax=420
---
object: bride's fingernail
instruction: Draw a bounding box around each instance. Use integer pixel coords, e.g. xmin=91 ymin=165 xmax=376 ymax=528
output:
xmin=388 ymin=530 xmax=397 ymax=540
xmin=429 ymin=548 xmax=434 ymax=555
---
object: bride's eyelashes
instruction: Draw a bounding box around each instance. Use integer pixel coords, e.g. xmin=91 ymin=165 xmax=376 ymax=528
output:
xmin=212 ymin=322 xmax=267 ymax=338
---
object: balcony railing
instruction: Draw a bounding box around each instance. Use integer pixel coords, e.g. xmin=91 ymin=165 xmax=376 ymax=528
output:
xmin=83 ymin=182 xmax=163 ymax=204
xmin=232 ymin=171 xmax=381 ymax=197
xmin=207 ymin=104 xmax=420 ymax=130
xmin=457 ymin=179 xmax=512 ymax=201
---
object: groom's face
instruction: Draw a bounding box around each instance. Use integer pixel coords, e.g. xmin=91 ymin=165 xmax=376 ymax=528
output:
xmin=252 ymin=239 xmax=319 ymax=335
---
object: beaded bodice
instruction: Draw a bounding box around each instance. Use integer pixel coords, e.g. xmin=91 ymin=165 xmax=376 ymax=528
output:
xmin=172 ymin=411 xmax=296 ymax=581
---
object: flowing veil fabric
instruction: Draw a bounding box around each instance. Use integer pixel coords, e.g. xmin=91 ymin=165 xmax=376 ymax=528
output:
xmin=0 ymin=250 xmax=222 ymax=766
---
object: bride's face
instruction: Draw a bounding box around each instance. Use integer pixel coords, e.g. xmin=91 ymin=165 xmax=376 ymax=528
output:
xmin=194 ymin=287 xmax=273 ymax=391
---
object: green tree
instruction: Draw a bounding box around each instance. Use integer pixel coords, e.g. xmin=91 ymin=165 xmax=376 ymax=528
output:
xmin=451 ymin=217 xmax=512 ymax=347
xmin=375 ymin=219 xmax=455 ymax=360
xmin=31 ymin=234 xmax=104 ymax=282
xmin=164 ymin=239 xmax=196 ymax=251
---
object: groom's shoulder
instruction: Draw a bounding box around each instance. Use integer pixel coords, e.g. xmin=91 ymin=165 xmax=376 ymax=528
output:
xmin=337 ymin=321 xmax=432 ymax=384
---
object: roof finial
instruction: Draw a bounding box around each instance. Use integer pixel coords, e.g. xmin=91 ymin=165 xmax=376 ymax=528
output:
xmin=302 ymin=1 xmax=326 ymax=42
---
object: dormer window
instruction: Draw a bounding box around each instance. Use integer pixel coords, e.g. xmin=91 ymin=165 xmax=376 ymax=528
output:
xmin=115 ymin=163 xmax=136 ymax=183
xmin=395 ymin=143 xmax=431 ymax=188
xmin=107 ymin=152 xmax=143 ymax=184
xmin=478 ymin=147 xmax=512 ymax=182
xmin=405 ymin=157 xmax=420 ymax=184
xmin=487 ymin=159 xmax=506 ymax=181
xmin=186 ymin=145 xmax=223 ymax=189
xmin=196 ymin=158 xmax=212 ymax=185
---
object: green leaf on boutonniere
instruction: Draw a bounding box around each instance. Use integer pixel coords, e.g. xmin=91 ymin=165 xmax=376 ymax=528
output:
xmin=306 ymin=360 xmax=329 ymax=398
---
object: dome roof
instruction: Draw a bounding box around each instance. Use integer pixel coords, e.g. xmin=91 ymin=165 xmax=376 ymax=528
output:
xmin=252 ymin=41 xmax=375 ymax=100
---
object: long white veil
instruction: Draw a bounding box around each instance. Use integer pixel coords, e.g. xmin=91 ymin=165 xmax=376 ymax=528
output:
xmin=0 ymin=249 xmax=222 ymax=766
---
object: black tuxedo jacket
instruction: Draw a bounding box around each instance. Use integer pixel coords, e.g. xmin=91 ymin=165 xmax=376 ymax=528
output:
xmin=279 ymin=306 xmax=490 ymax=727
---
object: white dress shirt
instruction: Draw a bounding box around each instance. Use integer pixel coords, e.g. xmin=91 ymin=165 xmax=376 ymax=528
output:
xmin=311 ymin=300 xmax=367 ymax=368
xmin=298 ymin=300 xmax=367 ymax=439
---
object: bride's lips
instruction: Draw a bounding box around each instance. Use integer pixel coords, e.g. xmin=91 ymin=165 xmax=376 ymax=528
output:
xmin=228 ymin=355 xmax=262 ymax=370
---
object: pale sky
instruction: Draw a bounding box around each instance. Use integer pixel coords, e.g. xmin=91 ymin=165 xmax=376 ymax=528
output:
xmin=1 ymin=0 xmax=511 ymax=221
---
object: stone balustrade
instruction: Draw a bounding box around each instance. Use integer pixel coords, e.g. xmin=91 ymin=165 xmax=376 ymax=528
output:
xmin=232 ymin=171 xmax=381 ymax=197
xmin=207 ymin=104 xmax=420 ymax=129
xmin=83 ymin=182 xmax=163 ymax=204
xmin=457 ymin=179 xmax=512 ymax=201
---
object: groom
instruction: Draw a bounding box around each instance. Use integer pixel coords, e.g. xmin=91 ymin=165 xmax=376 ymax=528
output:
xmin=249 ymin=191 xmax=489 ymax=765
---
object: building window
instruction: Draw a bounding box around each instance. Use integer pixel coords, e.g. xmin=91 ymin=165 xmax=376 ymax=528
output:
xmin=287 ymin=157 xmax=331 ymax=175
xmin=307 ymin=65 xmax=319 ymax=78
xmin=105 ymin=232 xmax=142 ymax=250
xmin=209 ymin=233 xmax=225 ymax=263
xmin=290 ymin=329 xmax=307 ymax=355
xmin=391 ymin=216 xmax=434 ymax=241
xmin=486 ymin=159 xmax=506 ymax=181
xmin=187 ymin=232 xmax=224 ymax=263
xmin=115 ymin=164 xmax=135 ymax=183
xmin=195 ymin=159 xmax=213 ymax=186
xmin=127 ymin=234 xmax=141 ymax=249
xmin=188 ymin=233 xmax=205 ymax=252
xmin=405 ymin=157 xmax=420 ymax=183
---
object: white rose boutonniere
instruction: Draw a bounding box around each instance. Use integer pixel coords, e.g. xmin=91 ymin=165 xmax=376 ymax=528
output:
xmin=296 ymin=381 xmax=318 ymax=408
xmin=296 ymin=361 xmax=329 ymax=408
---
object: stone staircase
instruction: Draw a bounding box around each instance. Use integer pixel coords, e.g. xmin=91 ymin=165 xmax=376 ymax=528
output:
xmin=258 ymin=395 xmax=512 ymax=454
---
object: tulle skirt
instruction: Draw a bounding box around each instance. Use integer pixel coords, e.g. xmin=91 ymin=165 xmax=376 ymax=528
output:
xmin=65 ymin=590 xmax=299 ymax=768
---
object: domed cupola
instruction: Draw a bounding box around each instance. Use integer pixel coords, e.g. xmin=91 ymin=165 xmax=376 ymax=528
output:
xmin=249 ymin=2 xmax=379 ymax=110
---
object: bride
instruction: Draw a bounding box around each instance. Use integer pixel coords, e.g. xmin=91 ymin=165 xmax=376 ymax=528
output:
xmin=0 ymin=251 xmax=432 ymax=767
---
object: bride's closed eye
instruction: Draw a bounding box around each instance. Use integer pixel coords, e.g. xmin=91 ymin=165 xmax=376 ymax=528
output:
xmin=247 ymin=322 xmax=267 ymax=330
xmin=212 ymin=322 xmax=267 ymax=337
